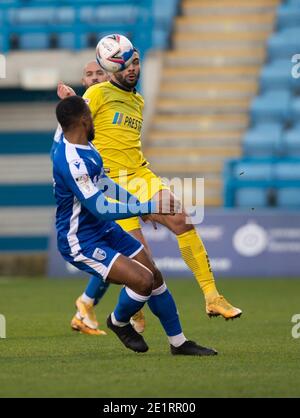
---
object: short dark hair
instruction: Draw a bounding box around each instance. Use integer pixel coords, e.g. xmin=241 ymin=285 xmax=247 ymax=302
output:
xmin=56 ymin=96 xmax=89 ymax=131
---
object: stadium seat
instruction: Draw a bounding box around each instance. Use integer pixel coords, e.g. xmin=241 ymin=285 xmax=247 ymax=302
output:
xmin=20 ymin=33 xmax=49 ymax=50
xmin=277 ymin=5 xmax=300 ymax=30
xmin=153 ymin=29 xmax=170 ymax=49
xmin=56 ymin=7 xmax=75 ymax=24
xmin=235 ymin=188 xmax=269 ymax=208
xmin=243 ymin=123 xmax=282 ymax=157
xmin=286 ymin=0 xmax=300 ymax=6
xmin=268 ymin=28 xmax=300 ymax=60
xmin=59 ymin=33 xmax=74 ymax=49
xmin=233 ymin=161 xmax=273 ymax=181
xmin=260 ymin=60 xmax=292 ymax=92
xmin=80 ymin=6 xmax=138 ymax=24
xmin=274 ymin=161 xmax=300 ymax=180
xmin=277 ymin=187 xmax=300 ymax=208
xmin=9 ymin=7 xmax=55 ymax=24
xmin=250 ymin=90 xmax=291 ymax=123
xmin=290 ymin=98 xmax=300 ymax=122
xmin=282 ymin=126 xmax=300 ymax=157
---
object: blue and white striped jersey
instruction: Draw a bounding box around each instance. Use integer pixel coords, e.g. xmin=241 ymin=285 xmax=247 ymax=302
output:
xmin=53 ymin=136 xmax=155 ymax=259
xmin=53 ymin=137 xmax=113 ymax=257
xmin=50 ymin=125 xmax=63 ymax=161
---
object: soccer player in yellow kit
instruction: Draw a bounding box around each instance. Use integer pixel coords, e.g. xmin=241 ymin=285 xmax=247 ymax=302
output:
xmin=82 ymin=49 xmax=242 ymax=325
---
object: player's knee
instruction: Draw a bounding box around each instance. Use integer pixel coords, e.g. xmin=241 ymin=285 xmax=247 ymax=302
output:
xmin=152 ymin=266 xmax=164 ymax=289
xmin=138 ymin=268 xmax=154 ymax=295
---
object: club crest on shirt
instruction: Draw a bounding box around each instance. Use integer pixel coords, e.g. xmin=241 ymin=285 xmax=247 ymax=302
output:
xmin=92 ymin=248 xmax=107 ymax=261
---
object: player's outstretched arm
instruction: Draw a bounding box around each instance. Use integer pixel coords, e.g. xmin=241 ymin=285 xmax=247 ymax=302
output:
xmin=57 ymin=82 xmax=76 ymax=100
xmin=62 ymin=160 xmax=153 ymax=221
xmin=61 ymin=159 xmax=179 ymax=221
xmin=98 ymin=174 xmax=140 ymax=205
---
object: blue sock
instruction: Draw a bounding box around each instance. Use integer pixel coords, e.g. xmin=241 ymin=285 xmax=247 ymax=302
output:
xmin=113 ymin=287 xmax=149 ymax=323
xmin=147 ymin=283 xmax=182 ymax=336
xmin=85 ymin=275 xmax=108 ymax=302
xmin=94 ymin=281 xmax=110 ymax=306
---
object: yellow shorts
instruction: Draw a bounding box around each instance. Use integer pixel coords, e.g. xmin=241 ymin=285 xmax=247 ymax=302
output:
xmin=111 ymin=166 xmax=169 ymax=232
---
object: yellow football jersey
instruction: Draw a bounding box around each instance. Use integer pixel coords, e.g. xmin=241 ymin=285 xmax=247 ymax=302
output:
xmin=83 ymin=80 xmax=148 ymax=178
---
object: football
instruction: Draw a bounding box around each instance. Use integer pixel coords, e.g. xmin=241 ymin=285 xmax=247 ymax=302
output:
xmin=96 ymin=34 xmax=135 ymax=73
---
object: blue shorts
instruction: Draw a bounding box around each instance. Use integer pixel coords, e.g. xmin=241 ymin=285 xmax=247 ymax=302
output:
xmin=67 ymin=223 xmax=143 ymax=281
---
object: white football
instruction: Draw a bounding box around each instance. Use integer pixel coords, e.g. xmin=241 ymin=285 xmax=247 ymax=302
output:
xmin=96 ymin=34 xmax=135 ymax=73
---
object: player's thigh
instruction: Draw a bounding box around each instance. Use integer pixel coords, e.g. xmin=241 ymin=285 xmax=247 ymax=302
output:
xmin=115 ymin=216 xmax=140 ymax=234
xmin=107 ymin=254 xmax=153 ymax=296
xmin=133 ymin=167 xmax=169 ymax=203
xmin=107 ymin=224 xmax=162 ymax=288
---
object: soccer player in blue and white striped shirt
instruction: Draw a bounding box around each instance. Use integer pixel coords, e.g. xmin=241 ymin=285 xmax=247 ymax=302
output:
xmin=52 ymin=95 xmax=217 ymax=356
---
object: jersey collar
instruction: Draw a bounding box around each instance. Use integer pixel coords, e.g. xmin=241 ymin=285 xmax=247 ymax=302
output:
xmin=63 ymin=137 xmax=91 ymax=150
xmin=110 ymin=80 xmax=136 ymax=94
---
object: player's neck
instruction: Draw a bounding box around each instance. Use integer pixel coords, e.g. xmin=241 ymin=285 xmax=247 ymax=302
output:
xmin=64 ymin=131 xmax=89 ymax=146
xmin=110 ymin=79 xmax=135 ymax=93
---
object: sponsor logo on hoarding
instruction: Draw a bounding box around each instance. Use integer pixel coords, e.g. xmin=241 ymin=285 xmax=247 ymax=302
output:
xmin=233 ymin=223 xmax=268 ymax=257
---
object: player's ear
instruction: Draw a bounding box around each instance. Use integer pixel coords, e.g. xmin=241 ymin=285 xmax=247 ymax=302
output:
xmin=81 ymin=114 xmax=88 ymax=128
xmin=81 ymin=113 xmax=92 ymax=130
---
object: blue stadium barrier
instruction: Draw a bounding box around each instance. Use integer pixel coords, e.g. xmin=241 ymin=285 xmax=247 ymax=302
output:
xmin=0 ymin=132 xmax=53 ymax=154
xmin=0 ymin=236 xmax=48 ymax=251
xmin=243 ymin=123 xmax=282 ymax=157
xmin=0 ymin=184 xmax=54 ymax=206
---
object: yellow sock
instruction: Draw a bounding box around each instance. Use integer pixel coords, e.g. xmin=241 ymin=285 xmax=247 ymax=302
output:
xmin=177 ymin=228 xmax=219 ymax=301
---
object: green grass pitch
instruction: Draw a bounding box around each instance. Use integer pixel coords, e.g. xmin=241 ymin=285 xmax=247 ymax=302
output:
xmin=0 ymin=277 xmax=300 ymax=398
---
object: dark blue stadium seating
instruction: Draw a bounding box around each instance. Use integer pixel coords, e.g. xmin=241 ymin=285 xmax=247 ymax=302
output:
xmin=277 ymin=4 xmax=300 ymax=30
xmin=0 ymin=1 xmax=180 ymax=252
xmin=277 ymin=187 xmax=300 ymax=208
xmin=224 ymin=0 xmax=300 ymax=208
xmin=243 ymin=123 xmax=282 ymax=157
xmin=224 ymin=159 xmax=300 ymax=208
xmin=268 ymin=28 xmax=300 ymax=60
xmin=250 ymin=90 xmax=291 ymax=123
xmin=235 ymin=188 xmax=269 ymax=208
xmin=260 ymin=60 xmax=293 ymax=92
xmin=0 ymin=0 xmax=180 ymax=53
xmin=282 ymin=125 xmax=300 ymax=157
